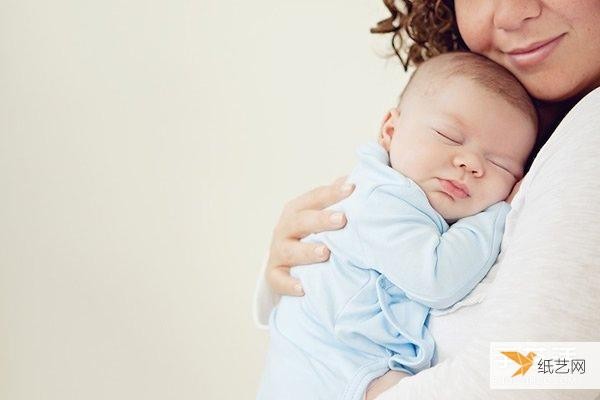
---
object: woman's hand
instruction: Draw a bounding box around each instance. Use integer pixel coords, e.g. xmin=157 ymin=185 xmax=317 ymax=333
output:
xmin=365 ymin=370 xmax=410 ymax=400
xmin=266 ymin=177 xmax=355 ymax=296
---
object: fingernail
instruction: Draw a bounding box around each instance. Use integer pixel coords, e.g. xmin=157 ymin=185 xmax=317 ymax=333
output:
xmin=330 ymin=213 xmax=344 ymax=224
xmin=340 ymin=183 xmax=354 ymax=193
xmin=314 ymin=245 xmax=327 ymax=257
xmin=294 ymin=284 xmax=304 ymax=295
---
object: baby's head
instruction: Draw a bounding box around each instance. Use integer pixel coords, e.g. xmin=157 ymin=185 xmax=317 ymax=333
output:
xmin=379 ymin=52 xmax=537 ymax=222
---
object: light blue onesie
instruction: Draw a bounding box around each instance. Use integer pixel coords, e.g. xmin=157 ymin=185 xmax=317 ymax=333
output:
xmin=257 ymin=142 xmax=510 ymax=400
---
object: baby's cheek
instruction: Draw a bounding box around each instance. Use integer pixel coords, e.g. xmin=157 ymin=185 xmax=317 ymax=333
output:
xmin=484 ymin=176 xmax=513 ymax=204
xmin=390 ymin=151 xmax=427 ymax=180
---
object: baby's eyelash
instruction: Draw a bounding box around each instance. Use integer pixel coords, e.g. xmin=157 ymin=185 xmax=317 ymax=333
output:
xmin=490 ymin=159 xmax=511 ymax=174
xmin=434 ymin=130 xmax=460 ymax=144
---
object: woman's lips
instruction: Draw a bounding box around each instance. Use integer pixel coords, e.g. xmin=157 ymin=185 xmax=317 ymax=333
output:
xmin=439 ymin=179 xmax=470 ymax=199
xmin=505 ymin=33 xmax=565 ymax=69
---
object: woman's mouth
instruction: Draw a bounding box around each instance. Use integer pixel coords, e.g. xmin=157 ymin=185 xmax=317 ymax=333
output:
xmin=505 ymin=33 xmax=566 ymax=69
xmin=439 ymin=179 xmax=470 ymax=199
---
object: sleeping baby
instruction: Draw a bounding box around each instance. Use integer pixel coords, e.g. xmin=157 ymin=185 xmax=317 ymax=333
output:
xmin=257 ymin=52 xmax=537 ymax=400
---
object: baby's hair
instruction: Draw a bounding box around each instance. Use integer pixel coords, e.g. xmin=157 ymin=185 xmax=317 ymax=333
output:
xmin=399 ymin=52 xmax=538 ymax=128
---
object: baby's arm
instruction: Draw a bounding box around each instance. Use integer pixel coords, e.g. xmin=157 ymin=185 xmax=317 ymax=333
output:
xmin=354 ymin=184 xmax=510 ymax=309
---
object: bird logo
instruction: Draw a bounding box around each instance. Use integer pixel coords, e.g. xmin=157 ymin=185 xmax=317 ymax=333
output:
xmin=501 ymin=351 xmax=537 ymax=377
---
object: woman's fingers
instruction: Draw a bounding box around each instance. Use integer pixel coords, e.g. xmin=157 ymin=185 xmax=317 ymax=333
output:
xmin=266 ymin=240 xmax=331 ymax=296
xmin=331 ymin=175 xmax=349 ymax=186
xmin=285 ymin=178 xmax=354 ymax=212
xmin=265 ymin=177 xmax=355 ymax=296
xmin=286 ymin=210 xmax=348 ymax=239
xmin=266 ymin=266 xmax=305 ymax=297
xmin=273 ymin=239 xmax=331 ymax=267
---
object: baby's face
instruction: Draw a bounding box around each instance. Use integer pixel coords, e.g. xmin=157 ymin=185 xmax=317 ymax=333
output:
xmin=382 ymin=76 xmax=536 ymax=221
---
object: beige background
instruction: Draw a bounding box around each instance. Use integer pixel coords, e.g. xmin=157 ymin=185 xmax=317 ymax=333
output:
xmin=0 ymin=0 xmax=410 ymax=398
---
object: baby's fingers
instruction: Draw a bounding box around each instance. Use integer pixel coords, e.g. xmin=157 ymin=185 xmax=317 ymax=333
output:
xmin=507 ymin=180 xmax=522 ymax=204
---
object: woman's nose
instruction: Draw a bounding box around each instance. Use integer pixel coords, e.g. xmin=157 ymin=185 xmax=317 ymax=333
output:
xmin=492 ymin=0 xmax=542 ymax=32
xmin=453 ymin=153 xmax=484 ymax=178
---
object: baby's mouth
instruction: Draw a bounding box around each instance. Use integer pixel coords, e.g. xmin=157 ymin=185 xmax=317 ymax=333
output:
xmin=438 ymin=179 xmax=470 ymax=199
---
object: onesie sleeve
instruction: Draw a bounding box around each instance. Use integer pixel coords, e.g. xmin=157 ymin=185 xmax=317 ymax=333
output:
xmin=355 ymin=183 xmax=510 ymax=309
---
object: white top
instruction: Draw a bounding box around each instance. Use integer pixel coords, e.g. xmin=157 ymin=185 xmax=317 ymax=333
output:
xmin=253 ymin=86 xmax=600 ymax=399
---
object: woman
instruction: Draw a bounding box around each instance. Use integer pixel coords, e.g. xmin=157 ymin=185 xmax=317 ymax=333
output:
xmin=255 ymin=1 xmax=600 ymax=398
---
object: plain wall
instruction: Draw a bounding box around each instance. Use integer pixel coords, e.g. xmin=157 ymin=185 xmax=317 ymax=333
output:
xmin=0 ymin=0 xmax=410 ymax=398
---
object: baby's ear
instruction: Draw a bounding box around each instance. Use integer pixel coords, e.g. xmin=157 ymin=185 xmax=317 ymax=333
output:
xmin=378 ymin=108 xmax=400 ymax=151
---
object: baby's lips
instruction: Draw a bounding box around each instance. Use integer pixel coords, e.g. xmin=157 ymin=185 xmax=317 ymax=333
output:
xmin=439 ymin=179 xmax=470 ymax=199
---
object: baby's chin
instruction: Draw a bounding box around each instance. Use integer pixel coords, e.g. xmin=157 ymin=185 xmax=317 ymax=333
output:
xmin=426 ymin=191 xmax=486 ymax=223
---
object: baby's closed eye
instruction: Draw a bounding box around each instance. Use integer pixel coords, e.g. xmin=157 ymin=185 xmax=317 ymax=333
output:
xmin=487 ymin=157 xmax=518 ymax=176
xmin=433 ymin=129 xmax=461 ymax=145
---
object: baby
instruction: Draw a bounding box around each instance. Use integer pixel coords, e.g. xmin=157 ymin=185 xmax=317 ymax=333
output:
xmin=257 ymin=52 xmax=537 ymax=400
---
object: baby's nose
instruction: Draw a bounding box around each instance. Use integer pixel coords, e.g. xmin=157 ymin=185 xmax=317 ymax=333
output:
xmin=454 ymin=153 xmax=484 ymax=177
xmin=459 ymin=162 xmax=483 ymax=177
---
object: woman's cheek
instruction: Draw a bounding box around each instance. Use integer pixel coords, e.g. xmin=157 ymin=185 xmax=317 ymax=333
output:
xmin=454 ymin=0 xmax=493 ymax=55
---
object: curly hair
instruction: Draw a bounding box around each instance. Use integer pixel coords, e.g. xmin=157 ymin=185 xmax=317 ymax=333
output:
xmin=371 ymin=0 xmax=468 ymax=70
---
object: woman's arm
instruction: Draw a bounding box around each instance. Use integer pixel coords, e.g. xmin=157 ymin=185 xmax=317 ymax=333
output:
xmin=375 ymin=88 xmax=600 ymax=399
xmin=253 ymin=177 xmax=354 ymax=327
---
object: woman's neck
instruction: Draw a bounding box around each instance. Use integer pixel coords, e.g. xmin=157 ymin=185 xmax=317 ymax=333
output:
xmin=526 ymin=96 xmax=581 ymax=169
xmin=535 ymin=82 xmax=600 ymax=144
xmin=535 ymin=98 xmax=578 ymax=142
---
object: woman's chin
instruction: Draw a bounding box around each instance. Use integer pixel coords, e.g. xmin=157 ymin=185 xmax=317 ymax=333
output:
xmin=518 ymin=70 xmax=591 ymax=103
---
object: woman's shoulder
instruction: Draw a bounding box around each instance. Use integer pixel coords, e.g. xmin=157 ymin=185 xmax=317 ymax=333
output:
xmin=573 ymin=85 xmax=600 ymax=112
xmin=548 ymin=86 xmax=600 ymax=139
xmin=558 ymin=86 xmax=600 ymax=138
xmin=505 ymin=86 xmax=600 ymax=244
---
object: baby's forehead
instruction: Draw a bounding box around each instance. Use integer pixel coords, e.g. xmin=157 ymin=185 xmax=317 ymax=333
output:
xmin=400 ymin=52 xmax=537 ymax=128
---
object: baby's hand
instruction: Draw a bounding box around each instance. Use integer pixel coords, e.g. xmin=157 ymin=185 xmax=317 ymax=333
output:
xmin=506 ymin=180 xmax=522 ymax=204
